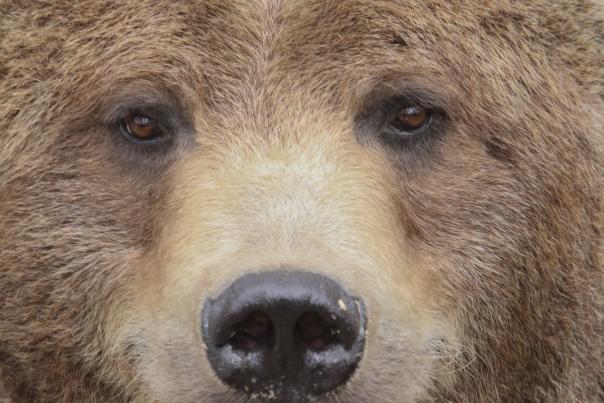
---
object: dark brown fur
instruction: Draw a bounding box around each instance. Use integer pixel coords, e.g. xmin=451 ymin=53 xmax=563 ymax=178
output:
xmin=0 ymin=1 xmax=602 ymax=402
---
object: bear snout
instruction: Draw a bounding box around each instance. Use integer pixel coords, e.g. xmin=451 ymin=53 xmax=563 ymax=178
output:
xmin=201 ymin=270 xmax=367 ymax=402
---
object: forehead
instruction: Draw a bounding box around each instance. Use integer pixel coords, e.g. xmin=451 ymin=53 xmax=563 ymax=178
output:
xmin=30 ymin=0 xmax=491 ymax=102
xmin=6 ymin=0 xmax=554 ymax=135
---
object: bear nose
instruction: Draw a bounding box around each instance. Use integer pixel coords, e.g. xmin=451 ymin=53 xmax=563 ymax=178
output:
xmin=202 ymin=271 xmax=367 ymax=402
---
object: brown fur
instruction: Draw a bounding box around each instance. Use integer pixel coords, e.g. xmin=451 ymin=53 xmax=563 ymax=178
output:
xmin=0 ymin=1 xmax=602 ymax=402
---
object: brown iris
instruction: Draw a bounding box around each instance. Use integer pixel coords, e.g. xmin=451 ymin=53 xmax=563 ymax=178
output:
xmin=123 ymin=113 xmax=156 ymax=140
xmin=390 ymin=105 xmax=431 ymax=133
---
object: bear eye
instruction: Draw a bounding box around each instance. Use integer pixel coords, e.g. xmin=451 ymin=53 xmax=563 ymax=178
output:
xmin=121 ymin=113 xmax=162 ymax=141
xmin=388 ymin=105 xmax=432 ymax=135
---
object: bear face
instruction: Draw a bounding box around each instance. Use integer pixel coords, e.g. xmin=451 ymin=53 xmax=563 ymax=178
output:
xmin=0 ymin=1 xmax=602 ymax=402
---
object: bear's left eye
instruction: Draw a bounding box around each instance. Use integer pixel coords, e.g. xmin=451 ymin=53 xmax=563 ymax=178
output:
xmin=387 ymin=104 xmax=433 ymax=135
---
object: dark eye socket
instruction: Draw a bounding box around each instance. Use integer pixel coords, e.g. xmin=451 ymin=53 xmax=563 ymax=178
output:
xmin=120 ymin=112 xmax=164 ymax=142
xmin=387 ymin=104 xmax=433 ymax=135
xmin=355 ymin=89 xmax=446 ymax=153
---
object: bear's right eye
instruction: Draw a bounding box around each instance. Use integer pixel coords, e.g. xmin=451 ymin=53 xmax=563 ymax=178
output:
xmin=121 ymin=113 xmax=164 ymax=142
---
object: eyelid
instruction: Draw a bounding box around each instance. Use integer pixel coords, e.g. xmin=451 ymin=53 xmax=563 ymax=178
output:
xmin=100 ymin=95 xmax=175 ymax=126
xmin=382 ymin=94 xmax=439 ymax=113
xmin=115 ymin=103 xmax=179 ymax=132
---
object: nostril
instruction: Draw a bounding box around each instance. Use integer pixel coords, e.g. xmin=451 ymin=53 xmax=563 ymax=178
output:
xmin=225 ymin=311 xmax=274 ymax=352
xmin=296 ymin=312 xmax=341 ymax=352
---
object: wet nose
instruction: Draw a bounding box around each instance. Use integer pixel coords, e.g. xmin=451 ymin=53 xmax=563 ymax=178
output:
xmin=202 ymin=270 xmax=367 ymax=401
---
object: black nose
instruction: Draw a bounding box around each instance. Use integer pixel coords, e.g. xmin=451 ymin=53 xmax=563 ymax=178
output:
xmin=202 ymin=271 xmax=366 ymax=402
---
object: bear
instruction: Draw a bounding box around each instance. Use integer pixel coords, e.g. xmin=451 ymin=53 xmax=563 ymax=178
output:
xmin=0 ymin=0 xmax=602 ymax=402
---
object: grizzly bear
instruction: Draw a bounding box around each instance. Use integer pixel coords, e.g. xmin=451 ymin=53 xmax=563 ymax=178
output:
xmin=0 ymin=1 xmax=602 ymax=402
